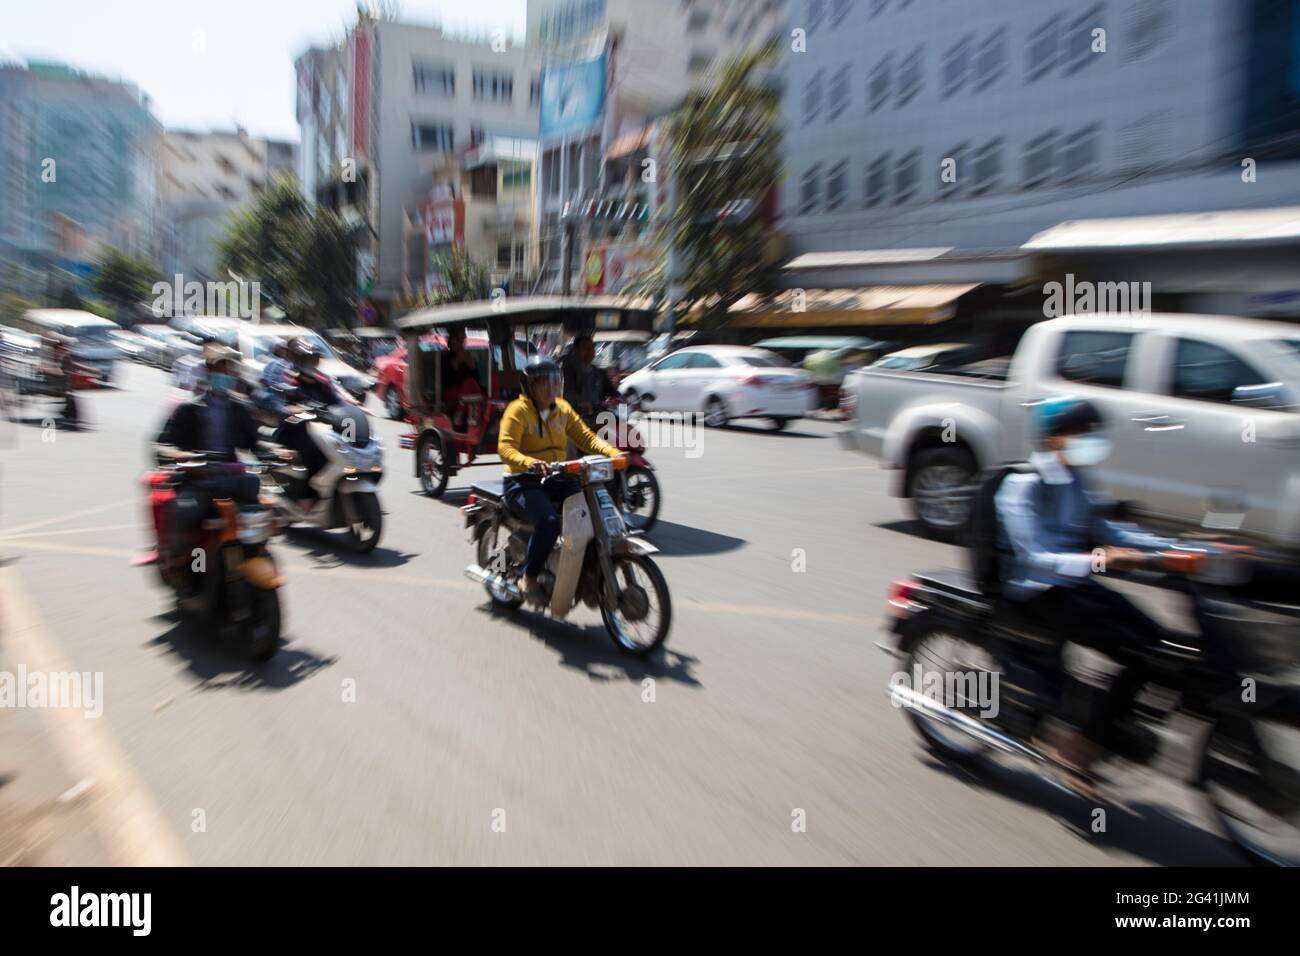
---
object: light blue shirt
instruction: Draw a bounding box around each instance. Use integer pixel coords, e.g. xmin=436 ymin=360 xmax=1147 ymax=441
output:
xmin=995 ymin=453 xmax=1174 ymax=600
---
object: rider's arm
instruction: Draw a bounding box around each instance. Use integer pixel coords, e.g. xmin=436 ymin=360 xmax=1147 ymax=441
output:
xmin=498 ymin=401 xmax=542 ymax=472
xmin=154 ymin=403 xmax=195 ymax=459
xmin=559 ymin=399 xmax=620 ymax=458
xmin=995 ymin=474 xmax=1093 ymax=580
xmin=1089 ymin=495 xmax=1178 ymax=552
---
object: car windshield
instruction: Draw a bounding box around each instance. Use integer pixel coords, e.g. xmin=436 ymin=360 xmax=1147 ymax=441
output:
xmin=1278 ymin=340 xmax=1300 ymax=361
xmin=70 ymin=326 xmax=115 ymax=343
xmin=873 ymin=356 xmax=918 ymax=369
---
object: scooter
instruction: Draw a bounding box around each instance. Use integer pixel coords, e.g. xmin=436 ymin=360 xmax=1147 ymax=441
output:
xmin=462 ymin=455 xmax=672 ymax=656
xmin=138 ymin=455 xmax=283 ymax=662
xmin=260 ymin=402 xmax=385 ymax=553
xmin=589 ymin=396 xmax=660 ymax=533
xmin=881 ymin=546 xmax=1300 ymax=866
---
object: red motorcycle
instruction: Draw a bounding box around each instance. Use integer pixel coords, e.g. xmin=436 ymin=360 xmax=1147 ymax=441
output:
xmin=590 ymin=396 xmax=660 ymax=533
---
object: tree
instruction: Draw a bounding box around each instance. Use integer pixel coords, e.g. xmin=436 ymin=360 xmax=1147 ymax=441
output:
xmin=633 ymin=42 xmax=782 ymax=329
xmin=218 ymin=176 xmax=357 ymax=326
xmin=91 ymin=248 xmax=158 ymax=323
xmin=427 ymin=245 xmax=491 ymax=304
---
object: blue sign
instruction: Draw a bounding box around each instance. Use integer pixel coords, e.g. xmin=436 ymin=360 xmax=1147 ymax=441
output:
xmin=540 ymin=51 xmax=606 ymax=140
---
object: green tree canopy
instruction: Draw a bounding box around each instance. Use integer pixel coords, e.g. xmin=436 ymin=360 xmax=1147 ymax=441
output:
xmin=91 ymin=248 xmax=159 ymax=323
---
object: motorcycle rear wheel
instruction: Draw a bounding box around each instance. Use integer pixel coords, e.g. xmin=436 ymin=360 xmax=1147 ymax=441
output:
xmin=1203 ymin=717 xmax=1300 ymax=866
xmin=899 ymin=626 xmax=997 ymax=763
xmin=476 ymin=520 xmax=524 ymax=609
xmin=600 ymin=554 xmax=671 ymax=656
xmin=619 ymin=465 xmax=660 ymax=533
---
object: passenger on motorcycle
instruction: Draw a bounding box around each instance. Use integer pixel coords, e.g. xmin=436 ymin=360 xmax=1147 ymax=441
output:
xmin=498 ymin=358 xmax=623 ymax=599
xmin=995 ymin=396 xmax=1176 ymax=796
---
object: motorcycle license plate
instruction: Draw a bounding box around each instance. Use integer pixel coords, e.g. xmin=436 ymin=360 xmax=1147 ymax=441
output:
xmin=595 ymin=487 xmax=624 ymax=535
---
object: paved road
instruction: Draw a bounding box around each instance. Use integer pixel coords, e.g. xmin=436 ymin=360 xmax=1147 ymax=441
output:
xmin=0 ymin=363 xmax=1244 ymax=865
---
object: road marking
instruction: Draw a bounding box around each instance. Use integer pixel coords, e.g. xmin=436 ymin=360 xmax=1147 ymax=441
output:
xmin=685 ymin=464 xmax=879 ymax=482
xmin=0 ymin=498 xmax=135 ymax=537
xmin=0 ymin=522 xmax=145 ymax=541
xmin=1 ymin=538 xmax=862 ymax=625
xmin=0 ymin=564 xmax=189 ymax=866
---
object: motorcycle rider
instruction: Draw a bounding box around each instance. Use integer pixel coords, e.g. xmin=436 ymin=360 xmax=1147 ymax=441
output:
xmin=995 ymin=396 xmax=1176 ymax=796
xmin=154 ymin=345 xmax=286 ymax=594
xmin=498 ymin=358 xmax=623 ymax=600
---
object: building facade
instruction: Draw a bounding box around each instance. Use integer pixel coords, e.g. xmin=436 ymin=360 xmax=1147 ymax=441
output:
xmin=295 ymin=17 xmax=540 ymax=320
xmin=0 ymin=61 xmax=162 ymax=298
xmin=161 ymin=128 xmax=298 ymax=282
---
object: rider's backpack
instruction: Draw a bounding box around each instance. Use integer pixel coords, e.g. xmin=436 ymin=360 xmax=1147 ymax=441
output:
xmin=965 ymin=463 xmax=1035 ymax=597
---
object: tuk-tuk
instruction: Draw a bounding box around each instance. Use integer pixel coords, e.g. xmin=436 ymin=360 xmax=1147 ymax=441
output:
xmin=396 ymin=296 xmax=655 ymax=498
xmin=592 ymin=329 xmax=653 ymax=383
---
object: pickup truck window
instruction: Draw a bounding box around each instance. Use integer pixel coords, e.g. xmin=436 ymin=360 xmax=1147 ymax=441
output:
xmin=1055 ymin=330 xmax=1133 ymax=388
xmin=1171 ymin=338 xmax=1269 ymax=405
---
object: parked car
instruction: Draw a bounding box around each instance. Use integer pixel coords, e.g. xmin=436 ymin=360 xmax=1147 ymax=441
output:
xmin=838 ymin=313 xmax=1300 ymax=551
xmin=373 ymin=332 xmax=491 ymax=421
xmin=10 ymin=309 xmax=120 ymax=384
xmin=619 ymin=345 xmax=815 ymax=430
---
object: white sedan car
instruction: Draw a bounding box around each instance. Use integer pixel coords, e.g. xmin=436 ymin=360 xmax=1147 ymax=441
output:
xmin=619 ymin=345 xmax=815 ymax=430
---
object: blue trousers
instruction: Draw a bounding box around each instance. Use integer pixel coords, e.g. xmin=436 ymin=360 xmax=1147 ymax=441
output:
xmin=502 ymin=474 xmax=581 ymax=577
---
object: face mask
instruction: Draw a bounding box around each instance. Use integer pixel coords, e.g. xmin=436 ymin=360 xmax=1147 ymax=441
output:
xmin=1062 ymin=434 xmax=1111 ymax=467
xmin=208 ymin=372 xmax=235 ymax=394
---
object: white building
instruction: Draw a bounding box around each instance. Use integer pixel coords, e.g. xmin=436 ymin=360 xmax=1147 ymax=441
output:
xmin=778 ymin=0 xmax=1300 ymax=298
xmin=296 ymin=16 xmax=540 ymax=319
xmin=528 ymin=0 xmax=787 ymax=292
xmin=161 ymin=128 xmax=297 ymax=282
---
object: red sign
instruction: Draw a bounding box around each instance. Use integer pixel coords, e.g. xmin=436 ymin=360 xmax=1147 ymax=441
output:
xmin=352 ymin=28 xmax=370 ymax=160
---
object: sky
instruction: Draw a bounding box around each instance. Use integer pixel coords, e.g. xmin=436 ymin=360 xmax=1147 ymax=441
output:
xmin=0 ymin=0 xmax=529 ymax=141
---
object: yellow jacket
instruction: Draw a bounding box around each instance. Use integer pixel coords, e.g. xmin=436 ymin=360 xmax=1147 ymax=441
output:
xmin=498 ymin=395 xmax=620 ymax=474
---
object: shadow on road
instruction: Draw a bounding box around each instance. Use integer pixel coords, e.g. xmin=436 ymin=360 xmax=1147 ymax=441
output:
xmin=477 ymin=603 xmax=702 ymax=689
xmin=145 ymin=613 xmax=337 ymax=691
xmin=279 ymin=528 xmax=418 ymax=569
xmin=716 ymin=422 xmax=827 ymax=439
xmin=874 ymin=518 xmax=943 ymax=543
xmin=644 ymin=520 xmax=745 ymax=557
xmin=921 ymin=754 xmax=1243 ymax=865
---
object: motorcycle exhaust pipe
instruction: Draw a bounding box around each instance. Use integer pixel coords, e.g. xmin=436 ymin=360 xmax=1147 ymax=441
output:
xmin=887 ymin=684 xmax=1044 ymax=763
xmin=464 ymin=564 xmax=523 ymax=599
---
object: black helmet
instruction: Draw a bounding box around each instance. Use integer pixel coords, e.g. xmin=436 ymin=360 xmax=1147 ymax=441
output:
xmin=521 ymin=357 xmax=561 ymax=402
xmin=288 ymin=337 xmax=318 ymax=363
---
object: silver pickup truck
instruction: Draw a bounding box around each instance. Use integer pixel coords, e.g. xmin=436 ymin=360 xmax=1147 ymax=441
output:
xmin=838 ymin=313 xmax=1300 ymax=551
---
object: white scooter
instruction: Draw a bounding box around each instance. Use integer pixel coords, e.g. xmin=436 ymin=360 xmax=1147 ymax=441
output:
xmin=258 ymin=403 xmax=385 ymax=553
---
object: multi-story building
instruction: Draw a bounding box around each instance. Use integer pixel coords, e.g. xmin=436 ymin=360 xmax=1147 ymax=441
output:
xmin=0 ymin=60 xmax=163 ymax=297
xmin=161 ymin=128 xmax=298 ymax=282
xmin=777 ymin=0 xmax=1300 ymax=321
xmin=529 ymin=0 xmax=787 ymax=293
xmin=295 ymin=15 xmax=540 ymax=320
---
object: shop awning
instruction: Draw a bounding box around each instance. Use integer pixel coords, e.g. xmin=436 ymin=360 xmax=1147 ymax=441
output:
xmin=722 ymin=284 xmax=979 ymax=328
xmin=1024 ymin=207 xmax=1300 ymax=252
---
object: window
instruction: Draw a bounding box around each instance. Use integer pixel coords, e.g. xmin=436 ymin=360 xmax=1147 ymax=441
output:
xmin=826 ymin=160 xmax=848 ymax=210
xmin=800 ymin=163 xmax=821 ymax=214
xmin=734 ymin=355 xmax=790 ymax=367
xmin=412 ymin=121 xmax=454 ymax=152
xmin=470 ymin=124 xmax=486 ymax=147
xmin=894 ymin=149 xmax=920 ymax=204
xmin=865 ymin=154 xmax=890 ymax=206
xmin=974 ymin=28 xmax=1007 ymax=91
xmin=895 ymin=46 xmax=922 ymax=107
xmin=1065 ymin=4 xmax=1105 ymax=74
xmin=829 ymin=65 xmax=851 ymax=120
xmin=942 ymin=35 xmax=973 ymax=97
xmin=473 ymin=69 xmax=514 ymax=103
xmin=686 ymin=353 xmax=722 ymax=369
xmin=971 ymin=138 xmax=1003 ymax=194
xmin=805 ymin=0 xmax=825 ymax=32
xmin=1062 ymin=124 xmax=1101 ymax=180
xmin=529 ymin=76 xmax=541 ymax=107
xmin=1056 ymin=330 xmax=1133 ymax=387
xmin=1026 ymin=16 xmax=1059 ymax=82
xmin=414 ymin=63 xmax=455 ymax=96
xmin=688 ymin=50 xmax=715 ymax=73
xmin=1171 ymin=339 xmax=1269 ymax=404
xmin=867 ymin=54 xmax=891 ymax=113
xmin=1023 ymin=130 xmax=1059 ymax=187
xmin=804 ymin=69 xmax=824 ymax=123
xmin=654 ymin=352 xmax=692 ymax=371
xmin=940 ymin=143 xmax=967 ymax=197
xmin=688 ymin=6 xmax=711 ymax=30
xmin=1126 ymin=0 xmax=1170 ymax=61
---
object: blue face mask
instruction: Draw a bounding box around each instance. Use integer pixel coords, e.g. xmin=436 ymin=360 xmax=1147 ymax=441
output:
xmin=208 ymin=372 xmax=235 ymax=394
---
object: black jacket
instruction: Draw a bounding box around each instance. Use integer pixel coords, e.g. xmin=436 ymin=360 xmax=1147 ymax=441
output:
xmin=155 ymin=393 xmax=263 ymax=460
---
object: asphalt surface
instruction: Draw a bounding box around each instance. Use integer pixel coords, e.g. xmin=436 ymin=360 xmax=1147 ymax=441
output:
xmin=0 ymin=362 xmax=1246 ymax=865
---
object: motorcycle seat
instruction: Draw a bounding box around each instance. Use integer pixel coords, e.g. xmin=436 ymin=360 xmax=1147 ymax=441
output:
xmin=470 ymin=479 xmax=506 ymax=502
xmin=915 ymin=568 xmax=985 ymax=599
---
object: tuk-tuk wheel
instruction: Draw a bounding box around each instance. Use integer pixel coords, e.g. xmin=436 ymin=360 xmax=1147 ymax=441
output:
xmin=418 ymin=431 xmax=450 ymax=498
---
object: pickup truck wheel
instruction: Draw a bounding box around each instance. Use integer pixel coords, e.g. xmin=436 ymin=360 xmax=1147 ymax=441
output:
xmin=384 ymin=386 xmax=404 ymax=420
xmin=907 ymin=447 xmax=975 ymax=541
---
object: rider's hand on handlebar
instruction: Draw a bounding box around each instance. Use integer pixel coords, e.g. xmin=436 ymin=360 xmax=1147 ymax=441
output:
xmin=1102 ymin=546 xmax=1147 ymax=571
xmin=528 ymin=460 xmax=549 ymax=476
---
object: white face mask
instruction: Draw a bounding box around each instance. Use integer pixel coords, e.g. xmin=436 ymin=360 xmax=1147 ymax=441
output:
xmin=1062 ymin=434 xmax=1111 ymax=467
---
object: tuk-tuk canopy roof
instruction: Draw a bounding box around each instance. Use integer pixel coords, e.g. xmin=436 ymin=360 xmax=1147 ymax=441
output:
xmin=396 ymin=295 xmax=655 ymax=332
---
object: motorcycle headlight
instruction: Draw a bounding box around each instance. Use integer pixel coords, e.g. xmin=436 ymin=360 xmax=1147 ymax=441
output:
xmin=586 ymin=459 xmax=613 ymax=483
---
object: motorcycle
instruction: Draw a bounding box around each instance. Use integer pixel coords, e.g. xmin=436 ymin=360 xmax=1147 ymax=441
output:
xmin=588 ymin=396 xmax=660 ymax=533
xmin=882 ymin=546 xmax=1300 ymax=865
xmin=138 ymin=455 xmax=283 ymax=662
xmin=260 ymin=402 xmax=385 ymax=553
xmin=462 ymin=455 xmax=672 ymax=656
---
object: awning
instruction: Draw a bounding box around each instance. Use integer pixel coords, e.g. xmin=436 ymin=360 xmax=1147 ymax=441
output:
xmin=1024 ymin=207 xmax=1300 ymax=252
xmin=723 ymin=285 xmax=979 ymax=328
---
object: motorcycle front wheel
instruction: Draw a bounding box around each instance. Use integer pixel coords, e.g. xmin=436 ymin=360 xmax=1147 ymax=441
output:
xmin=1203 ymin=716 xmax=1300 ymax=866
xmin=600 ymin=554 xmax=671 ymax=656
xmin=345 ymin=492 xmax=383 ymax=553
xmin=244 ymin=586 xmax=282 ymax=663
